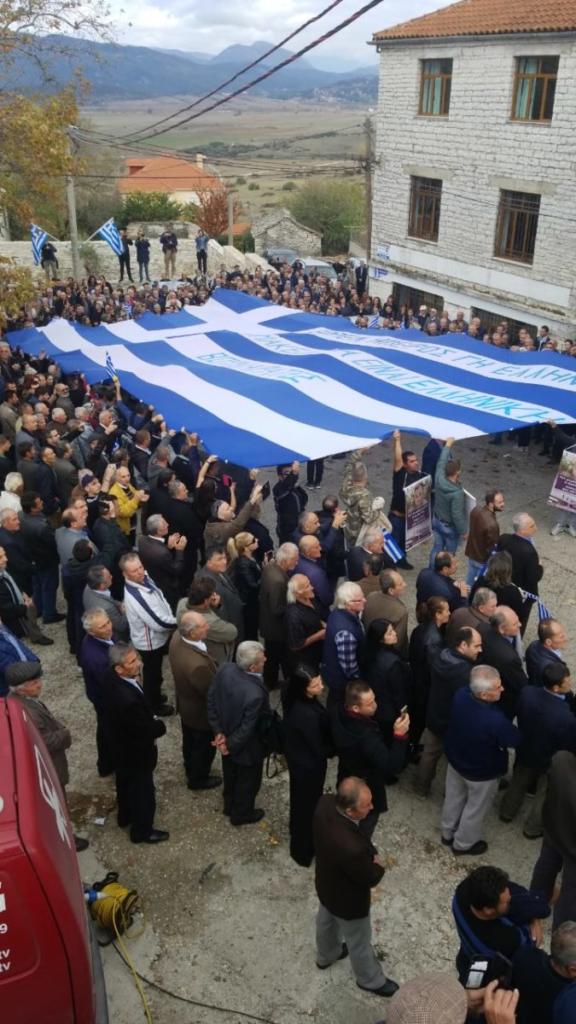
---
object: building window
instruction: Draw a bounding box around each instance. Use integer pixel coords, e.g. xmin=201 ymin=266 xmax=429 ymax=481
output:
xmin=393 ymin=284 xmax=444 ymax=314
xmin=512 ymin=56 xmax=559 ymax=121
xmin=419 ymin=59 xmax=452 ymax=116
xmin=408 ymin=177 xmax=442 ymax=242
xmin=494 ymin=190 xmax=540 ymax=264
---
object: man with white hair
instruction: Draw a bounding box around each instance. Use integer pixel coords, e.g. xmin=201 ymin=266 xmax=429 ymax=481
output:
xmin=207 ymin=640 xmax=269 ymax=825
xmin=169 ymin=610 xmax=220 ymax=791
xmin=346 ymin=525 xmax=393 ymax=582
xmin=441 ymin=665 xmax=520 ymax=856
xmin=322 ymin=581 xmax=366 ymax=703
xmin=79 ymin=607 xmax=115 ymax=776
xmin=0 ymin=472 xmax=23 ymax=513
xmin=498 ymin=513 xmax=543 ymax=632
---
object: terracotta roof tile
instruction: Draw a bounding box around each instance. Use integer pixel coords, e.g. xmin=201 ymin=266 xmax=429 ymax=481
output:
xmin=117 ymin=155 xmax=221 ymax=195
xmin=373 ymin=0 xmax=576 ymax=41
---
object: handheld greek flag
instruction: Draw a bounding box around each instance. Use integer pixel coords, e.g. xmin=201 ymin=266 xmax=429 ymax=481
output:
xmin=383 ymin=531 xmax=404 ymax=564
xmin=30 ymin=224 xmax=48 ymax=266
xmin=96 ymin=218 xmax=123 ymax=257
xmin=105 ymin=351 xmax=119 ymax=382
xmin=518 ymin=588 xmax=553 ymax=621
xmin=367 ymin=313 xmax=381 ymax=328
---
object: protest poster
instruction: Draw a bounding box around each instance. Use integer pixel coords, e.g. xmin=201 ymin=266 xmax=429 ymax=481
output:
xmin=548 ymin=446 xmax=576 ymax=514
xmin=404 ymin=474 xmax=432 ymax=550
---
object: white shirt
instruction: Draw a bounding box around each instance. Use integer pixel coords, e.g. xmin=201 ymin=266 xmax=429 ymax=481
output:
xmin=182 ymin=638 xmax=207 ymax=653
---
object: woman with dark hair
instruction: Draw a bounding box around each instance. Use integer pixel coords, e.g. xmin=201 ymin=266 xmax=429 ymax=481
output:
xmin=283 ymin=666 xmax=333 ymax=867
xmin=471 ymin=550 xmax=524 ymax=620
xmin=363 ymin=618 xmax=412 ymax=747
xmin=409 ymin=596 xmax=450 ymax=747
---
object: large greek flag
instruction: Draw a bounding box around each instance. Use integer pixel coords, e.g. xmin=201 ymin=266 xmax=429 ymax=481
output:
xmin=96 ymin=218 xmax=123 ymax=256
xmin=7 ymin=290 xmax=576 ymax=467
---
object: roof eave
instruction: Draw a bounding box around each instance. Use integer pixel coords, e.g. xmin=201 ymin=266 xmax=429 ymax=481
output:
xmin=372 ymin=28 xmax=576 ymax=49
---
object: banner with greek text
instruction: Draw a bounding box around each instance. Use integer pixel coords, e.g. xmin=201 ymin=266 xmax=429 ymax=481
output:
xmin=548 ymin=446 xmax=576 ymax=514
xmin=404 ymin=474 xmax=432 ymax=551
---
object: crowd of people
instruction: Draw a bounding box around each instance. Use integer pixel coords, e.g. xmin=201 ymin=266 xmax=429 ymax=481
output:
xmin=8 ymin=254 xmax=576 ymax=358
xmin=1 ymin=293 xmax=575 ymax=1023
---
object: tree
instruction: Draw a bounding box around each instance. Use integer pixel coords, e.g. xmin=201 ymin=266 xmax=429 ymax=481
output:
xmin=0 ymin=258 xmax=37 ymax=329
xmin=286 ymin=179 xmax=366 ymax=255
xmin=119 ymin=192 xmax=184 ymax=227
xmin=193 ymin=189 xmax=240 ymax=239
xmin=0 ymin=0 xmax=111 ymax=232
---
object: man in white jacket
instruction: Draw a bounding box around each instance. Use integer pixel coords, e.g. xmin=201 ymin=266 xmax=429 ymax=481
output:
xmin=120 ymin=552 xmax=176 ymax=716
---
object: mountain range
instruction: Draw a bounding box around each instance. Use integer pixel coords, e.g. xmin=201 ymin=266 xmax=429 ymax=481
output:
xmin=5 ymin=35 xmax=378 ymax=102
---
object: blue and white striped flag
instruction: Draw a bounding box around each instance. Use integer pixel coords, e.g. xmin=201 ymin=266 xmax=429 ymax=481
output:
xmin=518 ymin=588 xmax=553 ymax=621
xmin=383 ymin=531 xmax=404 ymax=564
xmin=7 ymin=291 xmax=576 ymax=469
xmin=367 ymin=313 xmax=381 ymax=328
xmin=96 ymin=218 xmax=123 ymax=256
xmin=30 ymin=223 xmax=48 ymax=266
xmin=105 ymin=351 xmax=119 ymax=381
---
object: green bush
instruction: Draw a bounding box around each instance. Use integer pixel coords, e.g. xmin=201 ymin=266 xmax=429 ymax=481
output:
xmin=282 ymin=181 xmax=297 ymax=191
xmin=247 ymin=183 xmax=260 ymax=191
xmin=286 ymin=179 xmax=366 ymax=255
xmin=236 ymin=176 xmax=247 ymax=185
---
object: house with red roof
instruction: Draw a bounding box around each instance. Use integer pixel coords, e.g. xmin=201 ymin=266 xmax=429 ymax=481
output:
xmin=117 ymin=153 xmax=222 ymax=206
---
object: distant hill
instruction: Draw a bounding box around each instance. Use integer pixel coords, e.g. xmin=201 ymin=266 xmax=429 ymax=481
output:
xmin=3 ymin=34 xmax=377 ymax=101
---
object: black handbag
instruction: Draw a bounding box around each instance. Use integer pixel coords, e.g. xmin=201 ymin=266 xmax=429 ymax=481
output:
xmin=256 ymin=708 xmax=285 ymax=755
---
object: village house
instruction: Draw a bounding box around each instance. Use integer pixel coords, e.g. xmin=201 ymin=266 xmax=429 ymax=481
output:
xmin=369 ymin=0 xmax=576 ymax=337
xmin=117 ymin=154 xmax=222 ymax=206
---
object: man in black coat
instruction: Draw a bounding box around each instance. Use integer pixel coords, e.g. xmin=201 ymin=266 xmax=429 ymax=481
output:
xmin=207 ymin=641 xmax=269 ymax=826
xmin=346 ymin=527 xmax=393 ymax=582
xmin=415 ymin=627 xmax=482 ymax=797
xmin=196 ymin=546 xmax=244 ymax=641
xmin=138 ymin=513 xmax=186 ymax=612
xmin=480 ymin=606 xmax=528 ymax=718
xmin=498 ymin=514 xmax=543 ymax=632
xmin=526 ymin=619 xmax=569 ymax=685
xmin=313 ymin=778 xmax=398 ymax=997
xmin=273 ymin=461 xmax=307 ymax=543
xmin=35 ymin=447 xmax=61 ymax=520
xmin=258 ymin=543 xmax=299 ymax=688
xmin=416 ymin=552 xmax=468 ymax=612
xmin=331 ymin=680 xmax=410 ymax=838
xmin=104 ymin=642 xmax=169 ymax=844
xmin=19 ymin=492 xmax=63 ymax=624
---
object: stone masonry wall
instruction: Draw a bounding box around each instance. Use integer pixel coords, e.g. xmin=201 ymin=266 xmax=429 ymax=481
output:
xmin=371 ymin=35 xmax=576 ymax=324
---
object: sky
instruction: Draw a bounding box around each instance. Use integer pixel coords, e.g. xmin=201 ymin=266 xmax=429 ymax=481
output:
xmin=114 ymin=0 xmax=455 ymax=69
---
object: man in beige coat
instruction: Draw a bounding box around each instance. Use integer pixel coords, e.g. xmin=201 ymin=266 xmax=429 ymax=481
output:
xmin=169 ymin=610 xmax=221 ymax=790
xmin=363 ymin=569 xmax=409 ymax=657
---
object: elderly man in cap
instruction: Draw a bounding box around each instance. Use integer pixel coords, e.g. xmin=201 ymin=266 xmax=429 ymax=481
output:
xmin=7 ymin=660 xmax=89 ymax=851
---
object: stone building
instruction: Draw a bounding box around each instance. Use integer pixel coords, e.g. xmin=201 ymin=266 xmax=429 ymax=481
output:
xmin=252 ymin=208 xmax=322 ymax=256
xmin=369 ymin=0 xmax=576 ymax=337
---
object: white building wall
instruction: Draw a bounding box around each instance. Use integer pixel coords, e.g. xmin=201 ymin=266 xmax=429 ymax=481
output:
xmin=371 ymin=34 xmax=576 ymax=334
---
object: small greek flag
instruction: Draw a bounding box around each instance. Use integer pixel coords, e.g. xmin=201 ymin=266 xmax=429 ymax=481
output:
xmin=383 ymin=531 xmax=404 ymax=564
xmin=96 ymin=218 xmax=123 ymax=257
xmin=30 ymin=223 xmax=48 ymax=266
xmin=518 ymin=588 xmax=553 ymax=621
xmin=367 ymin=313 xmax=381 ymax=328
xmin=105 ymin=351 xmax=119 ymax=381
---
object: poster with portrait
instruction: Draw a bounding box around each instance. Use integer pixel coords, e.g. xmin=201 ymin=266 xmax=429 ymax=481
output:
xmin=548 ymin=446 xmax=576 ymax=513
xmin=404 ymin=474 xmax=432 ymax=550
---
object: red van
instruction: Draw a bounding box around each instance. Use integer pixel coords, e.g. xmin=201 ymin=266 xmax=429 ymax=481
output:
xmin=0 ymin=696 xmax=108 ymax=1023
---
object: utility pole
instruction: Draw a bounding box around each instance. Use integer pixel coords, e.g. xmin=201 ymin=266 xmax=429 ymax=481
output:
xmin=66 ymin=127 xmax=82 ymax=280
xmin=363 ymin=116 xmax=375 ymax=266
xmin=227 ymin=190 xmax=235 ymax=248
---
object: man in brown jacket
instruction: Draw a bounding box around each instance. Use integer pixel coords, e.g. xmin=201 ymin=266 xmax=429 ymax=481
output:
xmin=7 ymin=660 xmax=89 ymax=851
xmin=203 ymin=483 xmax=263 ymax=548
xmin=363 ymin=569 xmax=409 ymax=657
xmin=313 ymin=777 xmax=398 ymax=998
xmin=465 ymin=489 xmax=505 ymax=587
xmin=258 ymin=542 xmax=298 ymax=689
xmin=447 ymin=587 xmax=498 ymax=644
xmin=169 ymin=610 xmax=221 ymax=790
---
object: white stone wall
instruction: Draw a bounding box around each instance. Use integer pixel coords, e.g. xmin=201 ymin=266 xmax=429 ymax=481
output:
xmin=371 ymin=34 xmax=576 ymax=331
xmin=0 ymin=238 xmax=270 ymax=282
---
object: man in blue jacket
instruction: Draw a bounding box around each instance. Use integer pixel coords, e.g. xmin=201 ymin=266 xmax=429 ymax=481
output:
xmin=441 ymin=665 xmax=520 ymax=855
xmin=500 ymin=662 xmax=576 ymax=838
xmin=416 ymin=551 xmax=469 ymax=612
xmin=525 ymin=618 xmax=569 ymax=686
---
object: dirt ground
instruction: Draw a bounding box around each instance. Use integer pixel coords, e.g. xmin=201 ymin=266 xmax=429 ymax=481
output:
xmin=42 ymin=432 xmax=576 ymax=1024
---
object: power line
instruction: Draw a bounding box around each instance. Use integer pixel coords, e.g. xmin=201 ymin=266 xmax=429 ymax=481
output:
xmin=80 ymin=0 xmax=387 ymax=145
xmin=119 ymin=0 xmax=349 ymax=141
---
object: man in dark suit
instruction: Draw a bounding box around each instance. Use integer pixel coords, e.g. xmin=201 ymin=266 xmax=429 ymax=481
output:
xmin=526 ymin=619 xmax=569 ymax=686
xmin=83 ymin=564 xmax=129 ymax=641
xmin=169 ymin=610 xmax=220 ymax=791
xmin=35 ymin=447 xmax=61 ymax=520
xmin=313 ymin=777 xmax=398 ymax=997
xmin=498 ymin=514 xmax=543 ymax=632
xmin=104 ymin=642 xmax=169 ymax=844
xmin=138 ymin=513 xmax=187 ymax=612
xmin=354 ymin=261 xmax=368 ymax=297
xmin=20 ymin=491 xmax=63 ymax=624
xmin=258 ymin=542 xmax=298 ymax=689
xmin=294 ymin=535 xmax=333 ymax=620
xmin=273 ymin=461 xmax=307 ymax=543
xmin=500 ymin=662 xmax=576 ymax=837
xmin=196 ymin=545 xmax=244 ymax=641
xmin=416 ymin=552 xmax=468 ymax=612
xmin=79 ymin=607 xmax=115 ymax=777
xmin=480 ymin=606 xmax=529 ymax=719
xmin=207 ymin=641 xmax=269 ymax=826
xmin=346 ymin=527 xmax=392 ymax=582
